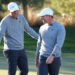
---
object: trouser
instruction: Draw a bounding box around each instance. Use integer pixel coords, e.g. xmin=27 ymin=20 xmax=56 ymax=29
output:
xmin=38 ymin=55 xmax=61 ymax=75
xmin=4 ymin=49 xmax=28 ymax=75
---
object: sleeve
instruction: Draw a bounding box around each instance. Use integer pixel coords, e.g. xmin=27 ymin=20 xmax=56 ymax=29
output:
xmin=22 ymin=15 xmax=39 ymax=39
xmin=51 ymin=25 xmax=66 ymax=56
xmin=35 ymin=30 xmax=42 ymax=57
xmin=0 ymin=20 xmax=7 ymax=42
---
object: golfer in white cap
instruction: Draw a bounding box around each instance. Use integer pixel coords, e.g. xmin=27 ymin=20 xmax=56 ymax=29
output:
xmin=0 ymin=2 xmax=39 ymax=75
xmin=35 ymin=8 xmax=66 ymax=75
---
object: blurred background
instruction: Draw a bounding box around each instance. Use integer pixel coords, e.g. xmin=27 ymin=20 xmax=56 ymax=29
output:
xmin=0 ymin=0 xmax=75 ymax=26
xmin=0 ymin=0 xmax=75 ymax=75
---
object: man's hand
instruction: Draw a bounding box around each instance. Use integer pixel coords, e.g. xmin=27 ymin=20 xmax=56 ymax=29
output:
xmin=35 ymin=56 xmax=39 ymax=68
xmin=46 ymin=54 xmax=55 ymax=64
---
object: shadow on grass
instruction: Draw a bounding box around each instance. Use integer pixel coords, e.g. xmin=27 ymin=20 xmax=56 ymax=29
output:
xmin=0 ymin=50 xmax=75 ymax=75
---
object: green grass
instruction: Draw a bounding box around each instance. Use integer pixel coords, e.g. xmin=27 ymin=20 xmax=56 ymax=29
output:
xmin=0 ymin=51 xmax=75 ymax=75
xmin=24 ymin=26 xmax=75 ymax=53
xmin=0 ymin=26 xmax=75 ymax=75
xmin=62 ymin=26 xmax=75 ymax=53
xmin=0 ymin=26 xmax=75 ymax=52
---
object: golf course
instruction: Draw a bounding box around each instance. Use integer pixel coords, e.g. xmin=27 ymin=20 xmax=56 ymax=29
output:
xmin=0 ymin=27 xmax=75 ymax=75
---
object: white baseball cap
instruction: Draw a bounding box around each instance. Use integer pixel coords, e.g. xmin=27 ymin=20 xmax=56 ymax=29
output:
xmin=8 ymin=2 xmax=19 ymax=12
xmin=37 ymin=8 xmax=54 ymax=17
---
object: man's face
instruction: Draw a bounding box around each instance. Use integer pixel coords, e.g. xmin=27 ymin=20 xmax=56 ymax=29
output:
xmin=10 ymin=10 xmax=19 ymax=18
xmin=40 ymin=15 xmax=52 ymax=24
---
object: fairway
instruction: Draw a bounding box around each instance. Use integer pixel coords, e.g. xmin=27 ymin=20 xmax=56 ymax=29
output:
xmin=0 ymin=70 xmax=36 ymax=75
xmin=0 ymin=52 xmax=75 ymax=75
xmin=0 ymin=70 xmax=74 ymax=75
xmin=0 ymin=27 xmax=75 ymax=75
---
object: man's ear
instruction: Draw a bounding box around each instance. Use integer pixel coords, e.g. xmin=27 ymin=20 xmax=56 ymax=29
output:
xmin=8 ymin=10 xmax=10 ymax=13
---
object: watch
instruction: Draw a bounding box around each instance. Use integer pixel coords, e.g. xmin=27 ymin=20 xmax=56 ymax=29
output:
xmin=52 ymin=54 xmax=55 ymax=56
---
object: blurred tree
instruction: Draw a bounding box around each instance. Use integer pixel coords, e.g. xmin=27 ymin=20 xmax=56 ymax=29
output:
xmin=0 ymin=0 xmax=45 ymax=19
xmin=0 ymin=3 xmax=3 ymax=11
xmin=17 ymin=0 xmax=45 ymax=19
xmin=51 ymin=0 xmax=75 ymax=15
xmin=0 ymin=0 xmax=3 ymax=11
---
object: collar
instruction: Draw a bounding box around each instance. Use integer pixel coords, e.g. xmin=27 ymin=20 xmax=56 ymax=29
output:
xmin=49 ymin=20 xmax=56 ymax=26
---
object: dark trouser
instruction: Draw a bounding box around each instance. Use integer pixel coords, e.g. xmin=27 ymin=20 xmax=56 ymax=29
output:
xmin=38 ymin=55 xmax=61 ymax=75
xmin=4 ymin=49 xmax=28 ymax=75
